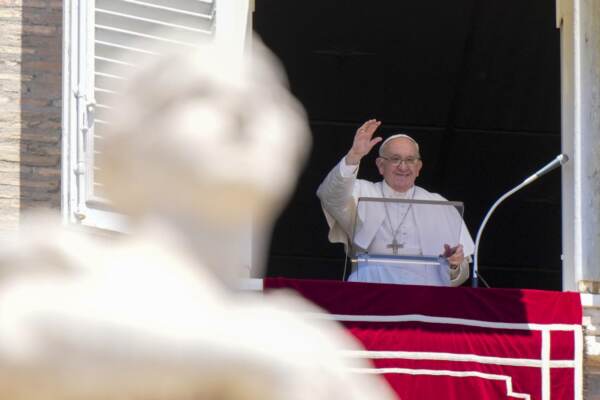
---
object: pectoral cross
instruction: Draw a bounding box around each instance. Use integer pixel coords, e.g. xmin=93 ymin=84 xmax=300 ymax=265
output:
xmin=387 ymin=238 xmax=403 ymax=255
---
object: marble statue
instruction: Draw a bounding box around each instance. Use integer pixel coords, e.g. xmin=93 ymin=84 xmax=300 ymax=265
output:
xmin=0 ymin=40 xmax=395 ymax=399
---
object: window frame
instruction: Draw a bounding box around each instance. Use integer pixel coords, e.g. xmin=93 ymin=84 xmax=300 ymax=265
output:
xmin=62 ymin=0 xmax=253 ymax=232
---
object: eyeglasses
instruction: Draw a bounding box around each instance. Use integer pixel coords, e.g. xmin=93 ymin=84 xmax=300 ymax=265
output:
xmin=380 ymin=156 xmax=420 ymax=166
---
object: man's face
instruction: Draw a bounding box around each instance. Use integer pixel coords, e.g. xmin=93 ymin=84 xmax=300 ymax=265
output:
xmin=375 ymin=138 xmax=423 ymax=192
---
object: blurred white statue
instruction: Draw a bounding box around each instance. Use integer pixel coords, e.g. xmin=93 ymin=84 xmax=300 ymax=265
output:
xmin=0 ymin=40 xmax=396 ymax=399
xmin=96 ymin=39 xmax=313 ymax=282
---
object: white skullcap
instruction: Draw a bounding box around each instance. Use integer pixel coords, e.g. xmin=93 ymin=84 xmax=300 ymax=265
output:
xmin=378 ymin=134 xmax=420 ymax=157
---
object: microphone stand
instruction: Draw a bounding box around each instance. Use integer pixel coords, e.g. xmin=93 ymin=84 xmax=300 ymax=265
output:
xmin=472 ymin=154 xmax=568 ymax=288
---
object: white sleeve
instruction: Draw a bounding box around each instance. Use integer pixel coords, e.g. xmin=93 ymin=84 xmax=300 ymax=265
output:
xmin=449 ymin=256 xmax=470 ymax=286
xmin=316 ymin=158 xmax=359 ymax=245
xmin=339 ymin=157 xmax=359 ymax=178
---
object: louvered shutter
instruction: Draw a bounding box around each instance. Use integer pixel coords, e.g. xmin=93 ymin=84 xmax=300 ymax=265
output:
xmin=63 ymin=0 xmax=252 ymax=231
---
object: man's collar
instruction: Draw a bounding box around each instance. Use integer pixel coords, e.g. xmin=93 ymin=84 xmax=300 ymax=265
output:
xmin=382 ymin=181 xmax=415 ymax=199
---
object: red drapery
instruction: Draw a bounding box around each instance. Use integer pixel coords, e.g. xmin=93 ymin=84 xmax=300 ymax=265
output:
xmin=264 ymin=278 xmax=582 ymax=400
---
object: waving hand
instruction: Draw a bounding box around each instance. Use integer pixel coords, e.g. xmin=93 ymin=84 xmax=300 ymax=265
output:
xmin=346 ymin=119 xmax=382 ymax=165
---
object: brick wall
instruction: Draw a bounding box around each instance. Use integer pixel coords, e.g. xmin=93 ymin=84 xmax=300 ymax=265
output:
xmin=0 ymin=0 xmax=62 ymax=231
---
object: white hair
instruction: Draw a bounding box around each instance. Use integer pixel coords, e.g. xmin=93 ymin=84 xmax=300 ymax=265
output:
xmin=378 ymin=133 xmax=421 ymax=158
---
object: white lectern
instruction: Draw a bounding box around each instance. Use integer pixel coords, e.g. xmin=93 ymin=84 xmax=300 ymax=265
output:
xmin=347 ymin=197 xmax=465 ymax=286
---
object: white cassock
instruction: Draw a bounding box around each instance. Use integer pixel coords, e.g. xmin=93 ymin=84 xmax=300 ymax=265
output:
xmin=317 ymin=158 xmax=475 ymax=286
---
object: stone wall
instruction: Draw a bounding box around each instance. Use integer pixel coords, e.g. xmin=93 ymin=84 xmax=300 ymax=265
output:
xmin=0 ymin=0 xmax=62 ymax=231
xmin=584 ymin=298 xmax=600 ymax=400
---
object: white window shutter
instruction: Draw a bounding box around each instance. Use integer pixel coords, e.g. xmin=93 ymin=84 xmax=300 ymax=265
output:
xmin=63 ymin=0 xmax=253 ymax=232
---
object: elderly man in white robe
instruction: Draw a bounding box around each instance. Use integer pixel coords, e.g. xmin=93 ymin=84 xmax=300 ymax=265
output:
xmin=317 ymin=119 xmax=475 ymax=286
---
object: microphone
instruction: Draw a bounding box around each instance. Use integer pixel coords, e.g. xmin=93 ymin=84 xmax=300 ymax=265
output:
xmin=522 ymin=154 xmax=569 ymax=185
xmin=472 ymin=154 xmax=569 ymax=288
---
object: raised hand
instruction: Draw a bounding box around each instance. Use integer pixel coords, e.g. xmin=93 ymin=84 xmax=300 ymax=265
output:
xmin=346 ymin=119 xmax=382 ymax=165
